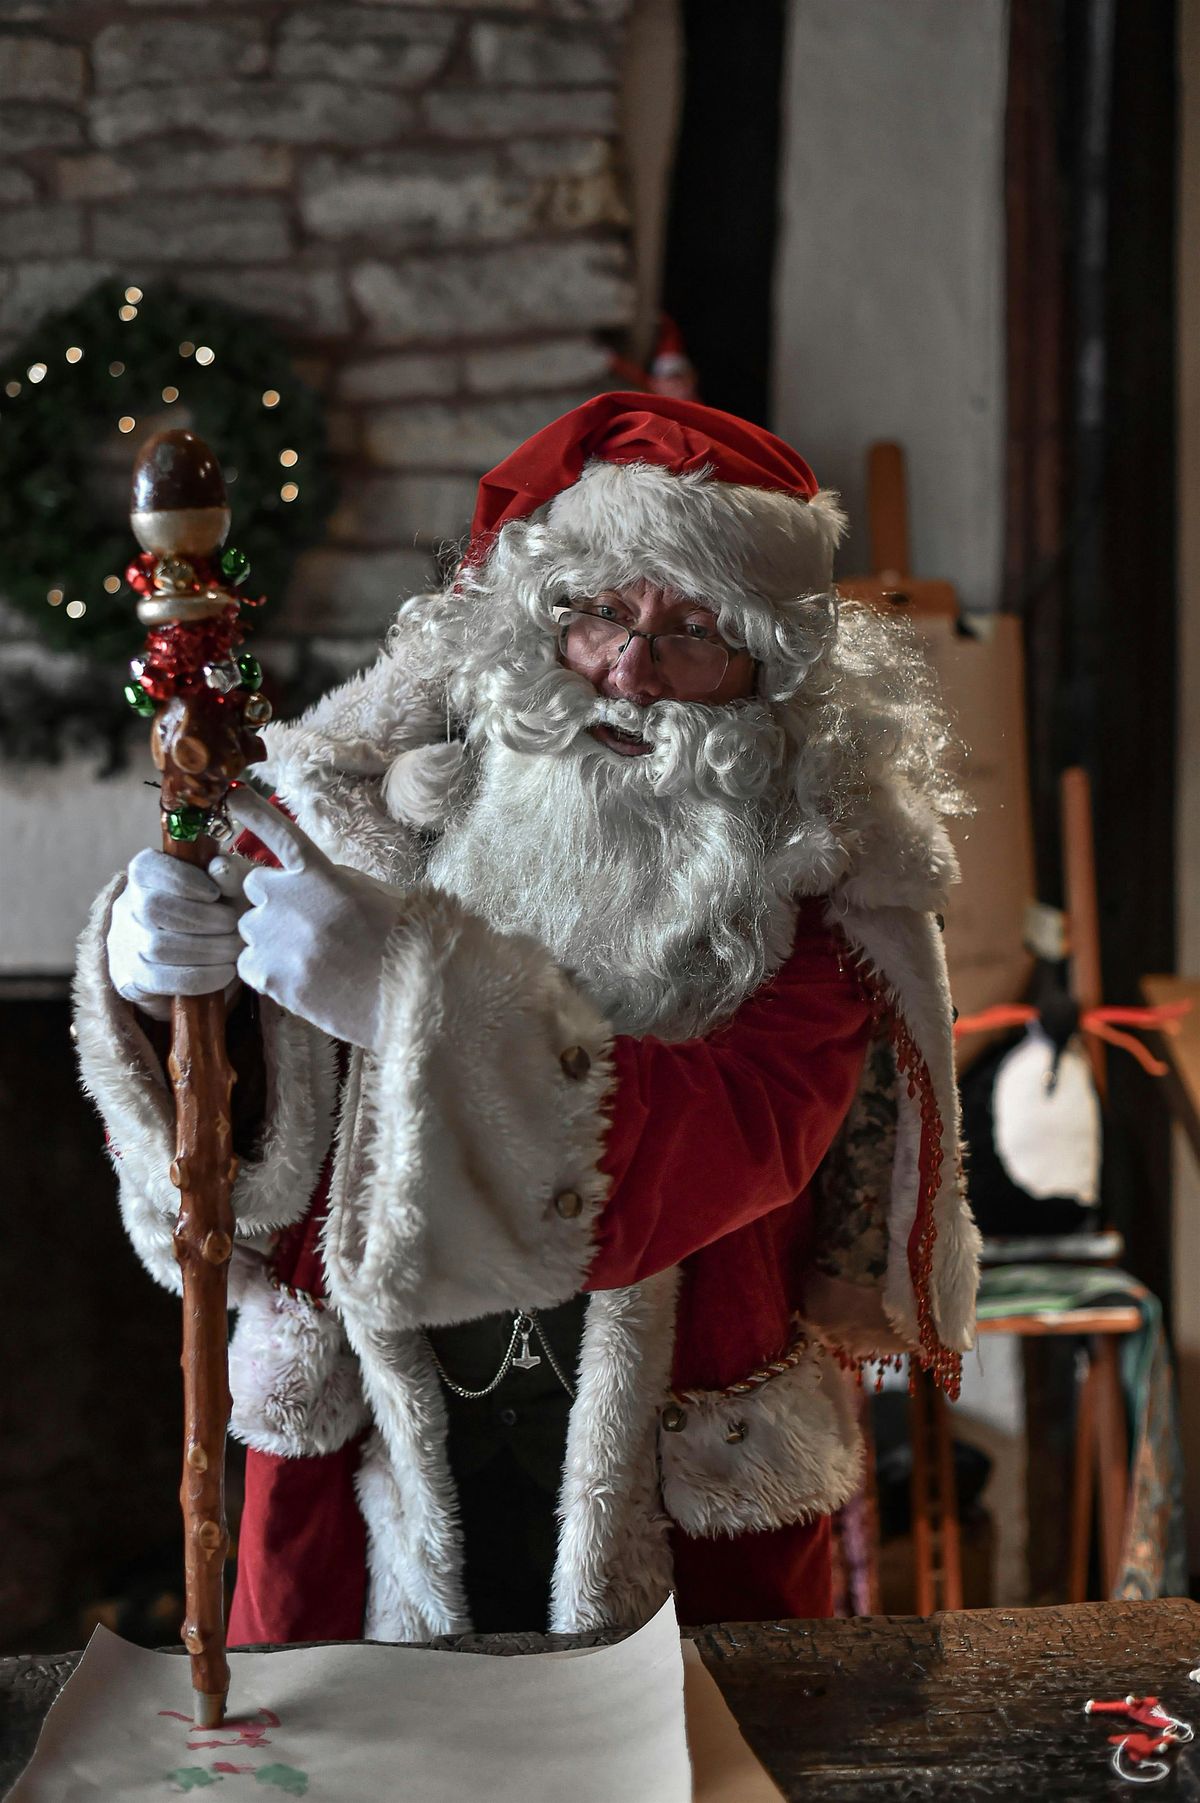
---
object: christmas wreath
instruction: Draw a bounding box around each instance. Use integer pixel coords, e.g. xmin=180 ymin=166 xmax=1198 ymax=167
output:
xmin=0 ymin=281 xmax=334 ymax=662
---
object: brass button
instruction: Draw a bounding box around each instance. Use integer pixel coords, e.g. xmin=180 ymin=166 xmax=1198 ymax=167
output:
xmin=554 ymin=1188 xmax=583 ymax=1220
xmin=560 ymin=1045 xmax=591 ymax=1081
xmin=661 ymin=1404 xmax=687 ymax=1432
xmin=724 ymin=1421 xmax=747 ymax=1445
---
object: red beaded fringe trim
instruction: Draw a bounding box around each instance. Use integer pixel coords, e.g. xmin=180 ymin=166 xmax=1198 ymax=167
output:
xmin=844 ymin=952 xmax=964 ymax=1404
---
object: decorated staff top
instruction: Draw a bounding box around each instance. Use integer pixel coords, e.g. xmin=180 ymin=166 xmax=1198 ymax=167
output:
xmin=124 ymin=428 xmax=270 ymax=840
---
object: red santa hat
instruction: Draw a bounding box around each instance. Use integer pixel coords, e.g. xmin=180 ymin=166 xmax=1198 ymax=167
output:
xmin=464 ymin=392 xmax=845 ymax=605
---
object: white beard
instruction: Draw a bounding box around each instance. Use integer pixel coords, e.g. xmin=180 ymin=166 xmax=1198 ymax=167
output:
xmin=427 ymin=700 xmax=798 ymax=1040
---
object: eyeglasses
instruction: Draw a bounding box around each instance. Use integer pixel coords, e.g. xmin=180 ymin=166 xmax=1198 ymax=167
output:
xmin=556 ymin=605 xmax=732 ymax=697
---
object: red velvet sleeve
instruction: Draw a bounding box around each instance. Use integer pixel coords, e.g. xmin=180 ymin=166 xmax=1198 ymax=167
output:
xmin=585 ymin=903 xmax=872 ymax=1291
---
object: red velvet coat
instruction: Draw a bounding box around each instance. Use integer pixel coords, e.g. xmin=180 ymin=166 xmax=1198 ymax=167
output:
xmin=229 ymin=901 xmax=872 ymax=1643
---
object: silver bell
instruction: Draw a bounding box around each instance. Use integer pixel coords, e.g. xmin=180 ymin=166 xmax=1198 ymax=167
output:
xmin=203 ymin=660 xmax=241 ymax=694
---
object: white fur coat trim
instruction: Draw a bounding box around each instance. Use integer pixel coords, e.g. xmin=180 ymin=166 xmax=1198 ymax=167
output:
xmin=831 ymin=901 xmax=981 ymax=1353
xmin=228 ymin=1264 xmax=368 ymax=1458
xmin=550 ymin=1273 xmax=678 ymax=1633
xmin=257 ymin=646 xmax=443 ymax=885
xmin=659 ymin=1344 xmax=862 ymax=1536
xmin=73 ymin=876 xmax=338 ymax=1293
xmin=346 ymin=1327 xmax=471 ymax=1640
xmin=321 ymin=891 xmax=614 ymax=1334
xmin=355 ymin=1428 xmax=466 ymax=1641
xmin=833 ymin=779 xmax=961 ymax=916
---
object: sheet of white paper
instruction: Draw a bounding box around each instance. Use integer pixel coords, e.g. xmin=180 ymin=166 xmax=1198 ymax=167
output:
xmin=9 ymin=1596 xmax=691 ymax=1801
xmin=681 ymin=1645 xmax=784 ymax=1803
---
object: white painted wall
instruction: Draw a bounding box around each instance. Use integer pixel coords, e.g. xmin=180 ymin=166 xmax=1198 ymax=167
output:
xmin=773 ymin=0 xmax=1008 ymax=607
xmin=0 ymin=756 xmax=159 ymax=976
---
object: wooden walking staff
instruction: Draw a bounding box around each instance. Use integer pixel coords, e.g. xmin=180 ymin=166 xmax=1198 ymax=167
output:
xmin=124 ymin=428 xmax=271 ymax=1726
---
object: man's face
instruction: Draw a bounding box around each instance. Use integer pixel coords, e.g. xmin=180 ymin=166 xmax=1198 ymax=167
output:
xmin=557 ymin=576 xmax=756 ymax=757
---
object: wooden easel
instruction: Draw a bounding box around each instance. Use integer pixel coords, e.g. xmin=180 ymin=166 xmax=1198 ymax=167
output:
xmin=836 ymin=442 xmax=958 ymax=619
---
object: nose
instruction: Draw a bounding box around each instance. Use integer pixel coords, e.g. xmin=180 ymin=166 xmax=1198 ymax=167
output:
xmin=603 ymin=631 xmax=668 ymax=703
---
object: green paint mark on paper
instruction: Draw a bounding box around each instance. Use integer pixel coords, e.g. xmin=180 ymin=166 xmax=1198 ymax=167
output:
xmin=255 ymin=1766 xmax=308 ymax=1796
xmin=167 ymin=1770 xmax=223 ymax=1792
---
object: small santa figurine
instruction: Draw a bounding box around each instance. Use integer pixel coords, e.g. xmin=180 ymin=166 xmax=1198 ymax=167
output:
xmin=77 ymin=393 xmax=979 ymax=1642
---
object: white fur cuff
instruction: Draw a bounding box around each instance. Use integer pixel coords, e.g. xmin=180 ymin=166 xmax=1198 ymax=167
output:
xmin=228 ymin=1268 xmax=369 ymax=1457
xmin=73 ymin=875 xmax=188 ymax=1291
xmin=323 ymin=891 xmax=614 ymax=1333
xmin=659 ymin=1347 xmax=862 ymax=1535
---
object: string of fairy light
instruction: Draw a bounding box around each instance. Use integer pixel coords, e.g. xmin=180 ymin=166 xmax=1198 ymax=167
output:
xmin=2 ymin=285 xmax=303 ymax=624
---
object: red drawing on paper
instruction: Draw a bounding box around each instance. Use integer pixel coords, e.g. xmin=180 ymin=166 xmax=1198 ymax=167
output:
xmin=212 ymin=1763 xmax=257 ymax=1775
xmin=159 ymin=1707 xmax=280 ymax=1751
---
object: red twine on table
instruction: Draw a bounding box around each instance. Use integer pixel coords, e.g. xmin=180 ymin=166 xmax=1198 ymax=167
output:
xmin=1087 ymin=1696 xmax=1193 ymax=1736
xmin=1085 ymin=1694 xmax=1194 ymax=1784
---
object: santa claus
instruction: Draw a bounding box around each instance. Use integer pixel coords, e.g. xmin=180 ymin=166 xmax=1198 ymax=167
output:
xmin=75 ymin=393 xmax=979 ymax=1644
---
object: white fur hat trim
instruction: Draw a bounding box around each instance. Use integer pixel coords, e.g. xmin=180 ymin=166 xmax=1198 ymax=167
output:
xmin=542 ymin=459 xmax=847 ymax=602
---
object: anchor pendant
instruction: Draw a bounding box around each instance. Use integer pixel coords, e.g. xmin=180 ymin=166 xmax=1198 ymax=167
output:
xmin=512 ymin=1315 xmax=542 ymax=1372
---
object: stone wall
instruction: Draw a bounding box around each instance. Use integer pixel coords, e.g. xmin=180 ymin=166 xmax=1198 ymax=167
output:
xmin=0 ymin=0 xmax=636 ymax=644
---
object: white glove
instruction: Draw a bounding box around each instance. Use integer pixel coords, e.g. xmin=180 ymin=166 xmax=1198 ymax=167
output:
xmin=107 ymin=846 xmax=250 ymax=1021
xmin=226 ymin=786 xmax=408 ymax=1052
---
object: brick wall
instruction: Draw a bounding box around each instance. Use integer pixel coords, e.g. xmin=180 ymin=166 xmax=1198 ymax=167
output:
xmin=0 ymin=0 xmax=636 ymax=649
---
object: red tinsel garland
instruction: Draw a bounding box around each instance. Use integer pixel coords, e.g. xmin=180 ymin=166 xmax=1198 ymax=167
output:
xmin=126 ymin=552 xmax=264 ymax=701
xmin=138 ymin=609 xmax=244 ymax=703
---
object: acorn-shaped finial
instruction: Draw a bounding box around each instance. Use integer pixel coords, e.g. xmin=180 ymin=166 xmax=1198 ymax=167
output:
xmin=131 ymin=429 xmax=231 ymax=559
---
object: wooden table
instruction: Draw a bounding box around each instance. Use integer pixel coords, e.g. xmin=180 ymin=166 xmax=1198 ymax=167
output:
xmin=6 ymin=1600 xmax=1200 ymax=1800
xmin=1142 ymin=974 xmax=1200 ymax=1161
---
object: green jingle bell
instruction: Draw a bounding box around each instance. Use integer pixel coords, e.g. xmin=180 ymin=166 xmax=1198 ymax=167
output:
xmin=237 ymin=652 xmax=262 ymax=689
xmin=123 ymin=680 xmax=156 ymax=718
xmin=220 ymin=546 xmax=251 ymax=585
xmin=165 ymin=805 xmax=207 ymax=843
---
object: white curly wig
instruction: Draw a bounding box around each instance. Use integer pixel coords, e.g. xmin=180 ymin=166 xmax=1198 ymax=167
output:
xmin=395 ymin=459 xmax=967 ymax=901
xmin=260 ymin=457 xmax=968 ymax=1036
